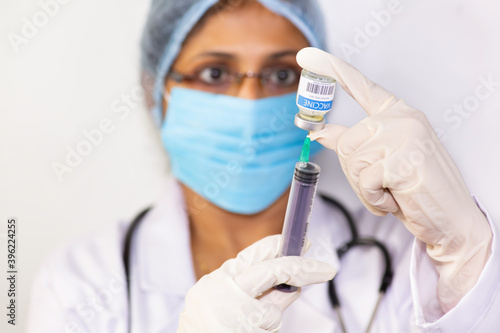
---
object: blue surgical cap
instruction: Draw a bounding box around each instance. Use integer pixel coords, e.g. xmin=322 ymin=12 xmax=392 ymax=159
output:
xmin=140 ymin=0 xmax=327 ymax=126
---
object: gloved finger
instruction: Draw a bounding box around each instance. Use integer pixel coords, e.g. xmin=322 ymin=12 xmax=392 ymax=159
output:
xmin=341 ymin=130 xmax=385 ymax=184
xmin=221 ymin=236 xmax=314 ymax=278
xmin=358 ymin=162 xmax=399 ymax=215
xmin=308 ymin=124 xmax=348 ymax=152
xmin=296 ymin=47 xmax=398 ymax=116
xmin=244 ymin=300 xmax=284 ymax=332
xmin=220 ymin=235 xmax=281 ymax=277
xmin=344 ymin=158 xmax=371 ymax=187
xmin=234 ymin=256 xmax=336 ymax=298
xmin=336 ymin=117 xmax=380 ymax=157
xmin=259 ymin=288 xmax=301 ymax=311
xmin=309 ymin=115 xmax=379 ymax=157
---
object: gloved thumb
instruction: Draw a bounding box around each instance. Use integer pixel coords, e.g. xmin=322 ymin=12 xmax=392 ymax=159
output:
xmin=296 ymin=47 xmax=398 ymax=116
xmin=308 ymin=124 xmax=348 ymax=152
xmin=234 ymin=256 xmax=336 ymax=298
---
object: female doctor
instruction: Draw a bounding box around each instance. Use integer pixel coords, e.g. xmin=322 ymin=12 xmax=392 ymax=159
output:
xmin=27 ymin=0 xmax=499 ymax=332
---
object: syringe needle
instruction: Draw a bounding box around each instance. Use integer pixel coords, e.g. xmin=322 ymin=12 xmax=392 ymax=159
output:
xmin=299 ymin=136 xmax=311 ymax=168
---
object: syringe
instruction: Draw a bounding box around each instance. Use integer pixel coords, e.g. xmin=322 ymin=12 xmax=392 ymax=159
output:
xmin=275 ymin=136 xmax=321 ymax=292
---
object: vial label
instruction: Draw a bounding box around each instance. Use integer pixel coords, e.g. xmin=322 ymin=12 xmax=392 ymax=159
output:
xmin=297 ymin=76 xmax=335 ymax=111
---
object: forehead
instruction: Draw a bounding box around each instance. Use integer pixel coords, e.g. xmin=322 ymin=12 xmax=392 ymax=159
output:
xmin=174 ymin=1 xmax=309 ymax=67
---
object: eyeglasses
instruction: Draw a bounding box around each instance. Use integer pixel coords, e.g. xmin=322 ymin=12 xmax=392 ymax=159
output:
xmin=167 ymin=64 xmax=301 ymax=95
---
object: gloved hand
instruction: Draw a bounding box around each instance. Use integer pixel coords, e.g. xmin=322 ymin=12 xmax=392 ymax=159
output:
xmin=177 ymin=235 xmax=336 ymax=332
xmin=297 ymin=47 xmax=492 ymax=312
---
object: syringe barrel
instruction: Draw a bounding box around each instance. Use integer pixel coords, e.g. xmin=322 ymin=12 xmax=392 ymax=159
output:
xmin=279 ymin=162 xmax=320 ymax=257
xmin=274 ymin=162 xmax=320 ymax=292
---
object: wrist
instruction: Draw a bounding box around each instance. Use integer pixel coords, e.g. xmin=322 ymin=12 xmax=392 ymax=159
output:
xmin=428 ymin=208 xmax=492 ymax=312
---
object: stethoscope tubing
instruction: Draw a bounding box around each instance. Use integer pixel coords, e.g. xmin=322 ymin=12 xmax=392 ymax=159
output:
xmin=320 ymin=194 xmax=393 ymax=333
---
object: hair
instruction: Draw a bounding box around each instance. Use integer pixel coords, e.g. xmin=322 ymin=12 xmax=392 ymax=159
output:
xmin=140 ymin=0 xmax=249 ymax=109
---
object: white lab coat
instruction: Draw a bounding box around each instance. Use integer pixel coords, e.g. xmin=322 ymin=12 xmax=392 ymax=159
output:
xmin=27 ymin=176 xmax=500 ymax=333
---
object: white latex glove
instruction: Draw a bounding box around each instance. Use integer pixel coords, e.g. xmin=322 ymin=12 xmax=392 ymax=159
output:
xmin=177 ymin=235 xmax=336 ymax=332
xmin=297 ymin=47 xmax=492 ymax=312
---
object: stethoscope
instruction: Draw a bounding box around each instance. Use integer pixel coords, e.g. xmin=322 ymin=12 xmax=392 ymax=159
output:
xmin=122 ymin=195 xmax=393 ymax=333
xmin=320 ymin=194 xmax=393 ymax=333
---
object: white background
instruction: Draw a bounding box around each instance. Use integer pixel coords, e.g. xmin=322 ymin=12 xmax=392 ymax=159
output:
xmin=1 ymin=0 xmax=499 ymax=331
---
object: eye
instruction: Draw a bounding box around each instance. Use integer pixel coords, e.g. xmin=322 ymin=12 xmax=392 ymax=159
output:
xmin=197 ymin=66 xmax=230 ymax=85
xmin=267 ymin=68 xmax=299 ymax=87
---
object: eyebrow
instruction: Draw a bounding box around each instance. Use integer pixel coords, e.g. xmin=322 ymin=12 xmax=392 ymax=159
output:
xmin=268 ymin=50 xmax=299 ymax=59
xmin=193 ymin=52 xmax=235 ymax=60
xmin=193 ymin=50 xmax=299 ymax=60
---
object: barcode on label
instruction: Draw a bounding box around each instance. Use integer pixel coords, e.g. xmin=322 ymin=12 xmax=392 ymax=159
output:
xmin=306 ymin=82 xmax=334 ymax=95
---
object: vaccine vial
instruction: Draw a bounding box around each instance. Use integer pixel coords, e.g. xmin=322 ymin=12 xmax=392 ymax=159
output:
xmin=295 ymin=69 xmax=336 ymax=131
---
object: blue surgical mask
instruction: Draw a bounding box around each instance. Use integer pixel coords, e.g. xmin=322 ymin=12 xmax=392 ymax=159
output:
xmin=161 ymin=87 xmax=322 ymax=215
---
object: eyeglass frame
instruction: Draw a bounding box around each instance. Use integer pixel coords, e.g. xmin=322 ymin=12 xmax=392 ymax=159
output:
xmin=166 ymin=66 xmax=301 ymax=92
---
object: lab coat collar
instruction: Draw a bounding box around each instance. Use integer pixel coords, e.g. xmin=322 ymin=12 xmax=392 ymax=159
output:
xmin=135 ymin=176 xmax=197 ymax=295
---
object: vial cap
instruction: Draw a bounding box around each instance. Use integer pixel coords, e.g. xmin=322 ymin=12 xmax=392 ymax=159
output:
xmin=294 ymin=113 xmax=326 ymax=131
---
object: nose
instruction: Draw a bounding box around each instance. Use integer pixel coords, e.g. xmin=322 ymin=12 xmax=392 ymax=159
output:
xmin=231 ymin=76 xmax=265 ymax=99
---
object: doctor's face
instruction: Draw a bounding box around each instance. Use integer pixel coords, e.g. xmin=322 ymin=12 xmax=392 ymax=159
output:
xmin=163 ymin=0 xmax=309 ymax=115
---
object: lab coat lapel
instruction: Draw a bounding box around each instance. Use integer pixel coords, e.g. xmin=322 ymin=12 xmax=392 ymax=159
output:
xmin=135 ymin=176 xmax=196 ymax=294
xmin=129 ymin=177 xmax=197 ymax=331
xmin=283 ymin=291 xmax=341 ymax=332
